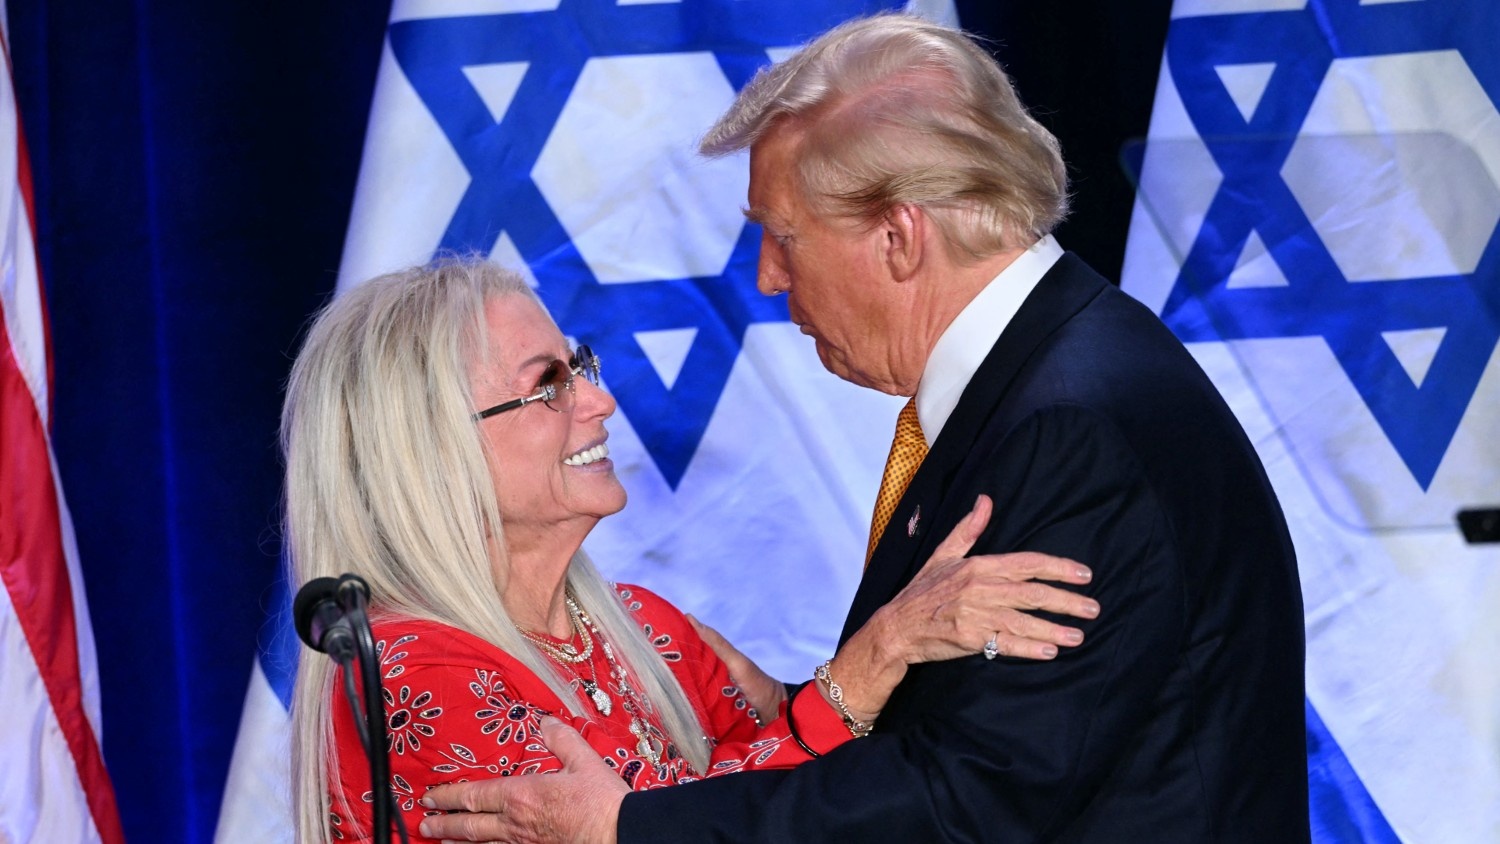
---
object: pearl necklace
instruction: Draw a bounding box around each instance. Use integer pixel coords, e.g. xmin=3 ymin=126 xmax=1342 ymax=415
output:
xmin=518 ymin=593 xmax=665 ymax=766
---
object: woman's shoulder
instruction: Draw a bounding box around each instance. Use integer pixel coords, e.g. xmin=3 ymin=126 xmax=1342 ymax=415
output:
xmin=368 ymin=615 xmax=518 ymax=670
xmin=610 ymin=583 xmax=698 ymax=664
xmin=611 ymin=582 xmax=692 ymax=628
xmin=364 ymin=614 xmax=570 ymax=713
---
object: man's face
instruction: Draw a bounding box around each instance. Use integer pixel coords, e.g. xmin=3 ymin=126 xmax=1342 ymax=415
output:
xmin=746 ymin=128 xmax=903 ymax=394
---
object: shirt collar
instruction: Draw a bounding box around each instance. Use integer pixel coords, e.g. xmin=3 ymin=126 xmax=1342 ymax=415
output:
xmin=914 ymin=235 xmax=1064 ymax=446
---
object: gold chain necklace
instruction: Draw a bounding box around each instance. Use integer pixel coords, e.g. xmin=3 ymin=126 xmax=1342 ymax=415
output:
xmin=517 ymin=594 xmax=613 ymax=717
xmin=516 ymin=592 xmax=666 ymax=766
xmin=574 ymin=602 xmax=666 ymax=766
xmin=515 ymin=594 xmax=593 ymax=664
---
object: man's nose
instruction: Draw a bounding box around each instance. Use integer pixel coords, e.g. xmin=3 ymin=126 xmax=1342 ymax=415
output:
xmin=757 ymin=238 xmax=789 ymax=296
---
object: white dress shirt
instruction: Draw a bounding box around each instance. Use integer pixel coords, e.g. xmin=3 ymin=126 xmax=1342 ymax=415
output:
xmin=915 ymin=235 xmax=1065 ymax=446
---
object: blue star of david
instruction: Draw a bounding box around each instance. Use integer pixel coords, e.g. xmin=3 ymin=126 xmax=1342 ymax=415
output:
xmin=387 ymin=1 xmax=900 ymax=487
xmin=1154 ymin=0 xmax=1500 ymax=489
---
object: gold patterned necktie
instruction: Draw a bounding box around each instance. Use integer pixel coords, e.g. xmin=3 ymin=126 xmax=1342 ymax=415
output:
xmin=866 ymin=397 xmax=929 ymax=564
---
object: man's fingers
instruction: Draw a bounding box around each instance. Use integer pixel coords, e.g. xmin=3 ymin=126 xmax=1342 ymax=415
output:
xmin=539 ymin=717 xmax=615 ymax=776
xmin=928 ymin=494 xmax=993 ymax=562
xmin=418 ymin=787 xmax=514 ymax=840
xmin=416 ymin=719 xmax=623 ymax=843
xmin=687 ymin=614 xmax=742 ymax=663
xmin=422 ymin=777 xmax=506 ymax=812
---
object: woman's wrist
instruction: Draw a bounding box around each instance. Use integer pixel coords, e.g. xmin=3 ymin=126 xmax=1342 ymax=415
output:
xmin=814 ymin=660 xmax=873 ymax=737
xmin=825 ymin=609 xmax=909 ymax=723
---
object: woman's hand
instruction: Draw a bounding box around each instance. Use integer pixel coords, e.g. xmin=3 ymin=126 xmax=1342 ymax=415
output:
xmin=878 ymin=494 xmax=1098 ymax=663
xmin=828 ymin=494 xmax=1099 ymax=721
xmin=688 ymin=614 xmax=788 ymax=721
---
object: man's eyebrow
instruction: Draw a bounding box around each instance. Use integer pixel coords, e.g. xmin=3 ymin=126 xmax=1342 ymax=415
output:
xmin=742 ymin=206 xmax=770 ymax=226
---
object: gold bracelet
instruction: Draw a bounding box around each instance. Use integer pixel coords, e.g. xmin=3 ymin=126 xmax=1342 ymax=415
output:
xmin=815 ymin=660 xmax=873 ymax=738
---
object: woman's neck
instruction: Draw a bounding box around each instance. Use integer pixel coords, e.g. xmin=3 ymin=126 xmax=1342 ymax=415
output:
xmin=501 ymin=534 xmax=583 ymax=638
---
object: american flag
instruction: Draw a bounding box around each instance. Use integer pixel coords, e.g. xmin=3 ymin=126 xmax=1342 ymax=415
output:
xmin=0 ymin=9 xmax=125 ymax=841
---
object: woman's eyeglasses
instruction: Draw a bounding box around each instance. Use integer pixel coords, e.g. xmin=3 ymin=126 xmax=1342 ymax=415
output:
xmin=472 ymin=345 xmax=601 ymax=420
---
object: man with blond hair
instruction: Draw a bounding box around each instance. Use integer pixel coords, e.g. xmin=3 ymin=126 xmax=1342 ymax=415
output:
xmin=420 ymin=14 xmax=1310 ymax=843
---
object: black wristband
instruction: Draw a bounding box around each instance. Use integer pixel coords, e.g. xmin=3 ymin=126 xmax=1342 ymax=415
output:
xmin=784 ymin=683 xmax=821 ymax=758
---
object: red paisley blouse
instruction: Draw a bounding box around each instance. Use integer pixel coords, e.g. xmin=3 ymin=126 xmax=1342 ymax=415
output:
xmin=326 ymin=583 xmax=848 ymax=842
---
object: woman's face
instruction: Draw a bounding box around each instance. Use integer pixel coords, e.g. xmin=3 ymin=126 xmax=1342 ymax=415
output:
xmin=470 ymin=295 xmax=625 ymax=555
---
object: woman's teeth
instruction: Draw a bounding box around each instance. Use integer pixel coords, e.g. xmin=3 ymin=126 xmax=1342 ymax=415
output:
xmin=564 ymin=443 xmax=609 ymax=466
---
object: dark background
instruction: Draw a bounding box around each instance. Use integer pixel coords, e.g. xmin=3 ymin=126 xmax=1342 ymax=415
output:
xmin=8 ymin=2 xmax=1170 ymax=840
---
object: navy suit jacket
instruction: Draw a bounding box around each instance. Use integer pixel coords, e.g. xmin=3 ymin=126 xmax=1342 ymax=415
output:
xmin=620 ymin=254 xmax=1310 ymax=842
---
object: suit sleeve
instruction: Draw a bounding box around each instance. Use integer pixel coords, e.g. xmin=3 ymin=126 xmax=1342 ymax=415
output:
xmin=619 ymin=404 xmax=1185 ymax=842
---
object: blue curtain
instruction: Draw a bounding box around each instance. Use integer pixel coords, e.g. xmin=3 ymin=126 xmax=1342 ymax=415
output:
xmin=9 ymin=2 xmax=388 ymax=840
xmin=6 ymin=2 xmax=1168 ymax=840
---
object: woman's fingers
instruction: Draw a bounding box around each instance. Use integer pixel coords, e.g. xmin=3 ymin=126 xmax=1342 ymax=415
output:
xmin=969 ymin=550 xmax=1092 ymax=585
xmin=985 ymin=632 xmax=1059 ymax=661
xmin=924 ymin=495 xmax=994 ymax=565
xmin=962 ymin=610 xmax=1085 ymax=662
xmin=938 ymin=555 xmax=1097 ymax=620
xmin=994 ymin=606 xmax=1086 ymax=646
xmin=891 ymin=512 xmax=1104 ymax=665
xmin=989 ymin=578 xmax=1100 ymax=621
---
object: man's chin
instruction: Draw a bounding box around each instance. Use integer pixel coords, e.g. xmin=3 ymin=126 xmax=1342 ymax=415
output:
xmin=813 ymin=346 xmax=906 ymax=395
xmin=814 ymin=344 xmax=874 ymax=390
xmin=812 ymin=342 xmax=850 ymax=382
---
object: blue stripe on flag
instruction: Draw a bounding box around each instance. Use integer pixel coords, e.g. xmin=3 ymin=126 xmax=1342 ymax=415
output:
xmin=1307 ymin=701 xmax=1400 ymax=844
xmin=385 ymin=1 xmax=900 ymax=487
xmin=254 ymin=567 xmax=297 ymax=709
xmin=1124 ymin=1 xmax=1500 ymax=838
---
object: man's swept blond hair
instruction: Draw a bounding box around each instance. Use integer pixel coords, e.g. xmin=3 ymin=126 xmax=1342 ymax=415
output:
xmin=703 ymin=13 xmax=1068 ymax=259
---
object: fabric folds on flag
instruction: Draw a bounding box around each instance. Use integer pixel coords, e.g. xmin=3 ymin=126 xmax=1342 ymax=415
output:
xmin=1121 ymin=1 xmax=1500 ymax=841
xmin=217 ymin=2 xmax=956 ymax=839
xmin=0 ymin=13 xmax=126 ymax=844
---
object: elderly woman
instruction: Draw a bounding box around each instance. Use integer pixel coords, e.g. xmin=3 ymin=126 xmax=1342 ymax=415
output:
xmin=284 ymin=258 xmax=1096 ymax=843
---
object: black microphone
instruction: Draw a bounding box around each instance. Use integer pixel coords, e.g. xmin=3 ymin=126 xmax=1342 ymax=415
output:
xmin=294 ymin=576 xmax=356 ymax=661
xmin=291 ymin=572 xmax=406 ymax=844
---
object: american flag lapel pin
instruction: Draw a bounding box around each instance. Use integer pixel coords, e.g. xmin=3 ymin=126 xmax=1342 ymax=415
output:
xmin=907 ymin=505 xmax=921 ymax=537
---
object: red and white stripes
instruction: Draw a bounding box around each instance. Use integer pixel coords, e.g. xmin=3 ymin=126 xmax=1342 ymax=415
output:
xmin=0 ymin=16 xmax=125 ymax=844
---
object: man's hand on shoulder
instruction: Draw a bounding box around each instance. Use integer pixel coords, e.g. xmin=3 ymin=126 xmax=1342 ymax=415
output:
xmin=419 ymin=717 xmax=626 ymax=844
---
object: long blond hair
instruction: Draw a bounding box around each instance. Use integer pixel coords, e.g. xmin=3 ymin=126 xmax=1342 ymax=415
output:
xmin=284 ymin=258 xmax=712 ymax=843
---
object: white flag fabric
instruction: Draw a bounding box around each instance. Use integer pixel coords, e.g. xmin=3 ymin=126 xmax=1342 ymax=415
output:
xmin=0 ymin=7 xmax=125 ymax=842
xmin=216 ymin=2 xmax=958 ymax=840
xmin=1121 ymin=1 xmax=1500 ymax=841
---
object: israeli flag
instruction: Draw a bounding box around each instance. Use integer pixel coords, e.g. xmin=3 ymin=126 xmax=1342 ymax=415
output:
xmin=1121 ymin=1 xmax=1500 ymax=841
xmin=215 ymin=2 xmax=957 ymax=840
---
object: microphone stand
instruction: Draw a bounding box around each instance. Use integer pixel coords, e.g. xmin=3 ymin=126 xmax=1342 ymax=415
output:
xmin=339 ymin=575 xmax=406 ymax=844
xmin=296 ymin=573 xmax=409 ymax=844
xmin=295 ymin=573 xmax=410 ymax=843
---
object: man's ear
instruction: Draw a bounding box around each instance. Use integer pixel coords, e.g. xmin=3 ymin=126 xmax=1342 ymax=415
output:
xmin=884 ymin=204 xmax=925 ymax=282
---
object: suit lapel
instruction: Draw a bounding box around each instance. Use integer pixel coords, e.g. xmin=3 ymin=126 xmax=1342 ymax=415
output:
xmin=838 ymin=254 xmax=1109 ymax=644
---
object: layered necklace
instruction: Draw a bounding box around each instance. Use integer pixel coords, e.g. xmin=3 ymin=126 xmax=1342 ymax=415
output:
xmin=516 ymin=592 xmax=666 ymax=766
